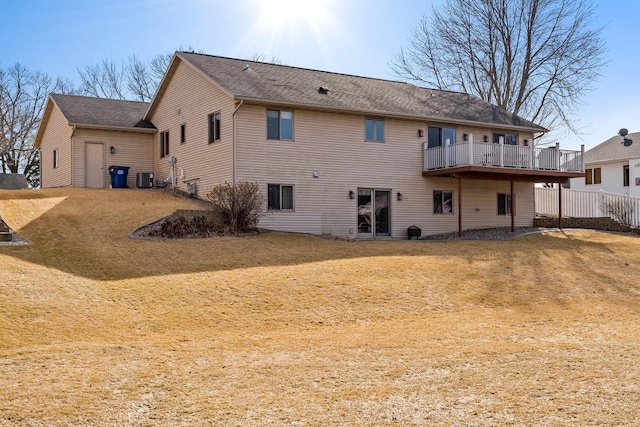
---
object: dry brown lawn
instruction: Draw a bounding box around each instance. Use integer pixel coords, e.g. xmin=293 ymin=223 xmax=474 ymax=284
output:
xmin=1 ymin=188 xmax=640 ymax=426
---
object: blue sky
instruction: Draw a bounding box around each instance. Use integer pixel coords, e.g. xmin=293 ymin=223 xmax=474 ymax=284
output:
xmin=2 ymin=0 xmax=639 ymax=150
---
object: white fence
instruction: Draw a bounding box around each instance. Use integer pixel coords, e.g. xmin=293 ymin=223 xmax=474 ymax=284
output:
xmin=535 ymin=187 xmax=640 ymax=227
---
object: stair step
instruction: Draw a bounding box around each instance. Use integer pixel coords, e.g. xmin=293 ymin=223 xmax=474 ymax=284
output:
xmin=0 ymin=231 xmax=12 ymax=242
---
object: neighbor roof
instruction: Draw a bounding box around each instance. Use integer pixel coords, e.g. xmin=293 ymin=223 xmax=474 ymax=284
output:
xmin=584 ymin=132 xmax=640 ymax=164
xmin=146 ymin=52 xmax=546 ymax=132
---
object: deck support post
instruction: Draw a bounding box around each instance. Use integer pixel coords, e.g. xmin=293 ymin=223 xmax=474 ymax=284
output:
xmin=458 ymin=177 xmax=462 ymax=237
xmin=468 ymin=133 xmax=474 ymax=165
xmin=510 ymin=180 xmax=515 ymax=232
xmin=558 ymin=184 xmax=563 ymax=229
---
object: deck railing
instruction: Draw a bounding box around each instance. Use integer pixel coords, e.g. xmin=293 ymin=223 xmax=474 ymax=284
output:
xmin=423 ymin=134 xmax=584 ymax=173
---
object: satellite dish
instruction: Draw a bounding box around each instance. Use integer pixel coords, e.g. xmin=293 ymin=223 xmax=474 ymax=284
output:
xmin=619 ymin=128 xmax=629 ymax=137
xmin=623 ymin=138 xmax=633 ymax=147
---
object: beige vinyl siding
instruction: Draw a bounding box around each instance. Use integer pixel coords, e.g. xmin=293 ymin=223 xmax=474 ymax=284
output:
xmin=39 ymin=106 xmax=73 ymax=188
xmin=148 ymin=60 xmax=234 ymax=194
xmin=236 ymin=105 xmax=535 ymax=238
xmin=72 ymin=129 xmax=153 ymax=188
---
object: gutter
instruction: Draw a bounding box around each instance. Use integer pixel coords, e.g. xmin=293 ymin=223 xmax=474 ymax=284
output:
xmin=70 ymin=123 xmax=158 ymax=134
xmin=232 ymin=99 xmax=244 ymax=183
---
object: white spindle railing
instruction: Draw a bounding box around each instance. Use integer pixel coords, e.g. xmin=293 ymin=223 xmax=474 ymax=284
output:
xmin=423 ymin=136 xmax=584 ymax=173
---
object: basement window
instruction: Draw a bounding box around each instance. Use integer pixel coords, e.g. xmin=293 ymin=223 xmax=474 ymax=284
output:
xmin=267 ymin=184 xmax=294 ymax=210
xmin=497 ymin=193 xmax=513 ymax=216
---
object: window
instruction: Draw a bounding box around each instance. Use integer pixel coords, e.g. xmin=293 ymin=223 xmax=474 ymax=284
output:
xmin=53 ymin=149 xmax=59 ymax=169
xmin=267 ymin=110 xmax=293 ymax=140
xmin=585 ymin=167 xmax=601 ymax=185
xmin=160 ymin=131 xmax=169 ymax=158
xmin=365 ymin=118 xmax=384 ymax=142
xmin=427 ymin=127 xmax=456 ymax=148
xmin=267 ymin=184 xmax=294 ymax=210
xmin=180 ymin=123 xmax=186 ymax=144
xmin=208 ymin=112 xmax=221 ymax=143
xmin=624 ymin=165 xmax=630 ymax=187
xmin=493 ymin=133 xmax=518 ymax=145
xmin=433 ymin=190 xmax=453 ymax=214
xmin=497 ymin=193 xmax=513 ymax=216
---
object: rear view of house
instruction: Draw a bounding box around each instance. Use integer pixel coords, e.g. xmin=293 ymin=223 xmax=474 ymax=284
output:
xmin=36 ymin=52 xmax=585 ymax=238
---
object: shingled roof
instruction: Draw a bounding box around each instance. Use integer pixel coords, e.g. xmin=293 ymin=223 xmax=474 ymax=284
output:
xmin=147 ymin=52 xmax=546 ymax=132
xmin=584 ymin=132 xmax=640 ymax=164
xmin=50 ymin=94 xmax=155 ymax=129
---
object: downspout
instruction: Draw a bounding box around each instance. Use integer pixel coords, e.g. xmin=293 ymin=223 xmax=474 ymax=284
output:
xmin=232 ymin=99 xmax=244 ymax=184
xmin=70 ymin=125 xmax=76 ymax=187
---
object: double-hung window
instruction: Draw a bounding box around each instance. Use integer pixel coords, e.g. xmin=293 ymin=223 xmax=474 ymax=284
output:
xmin=433 ymin=190 xmax=453 ymax=214
xmin=160 ymin=130 xmax=169 ymax=158
xmin=497 ymin=193 xmax=513 ymax=215
xmin=427 ymin=127 xmax=456 ymax=147
xmin=267 ymin=184 xmax=294 ymax=210
xmin=208 ymin=112 xmax=221 ymax=143
xmin=624 ymin=165 xmax=630 ymax=187
xmin=365 ymin=118 xmax=384 ymax=142
xmin=267 ymin=110 xmax=293 ymax=140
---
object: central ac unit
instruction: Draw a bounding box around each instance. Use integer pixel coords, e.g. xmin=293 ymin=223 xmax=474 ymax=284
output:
xmin=136 ymin=172 xmax=154 ymax=188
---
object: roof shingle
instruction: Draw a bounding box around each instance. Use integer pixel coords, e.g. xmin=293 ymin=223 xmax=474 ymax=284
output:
xmin=51 ymin=94 xmax=155 ymax=129
xmin=176 ymin=52 xmax=545 ymax=131
xmin=584 ymin=132 xmax=640 ymax=163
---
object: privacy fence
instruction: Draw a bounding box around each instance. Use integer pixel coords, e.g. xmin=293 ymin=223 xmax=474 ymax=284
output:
xmin=535 ymin=188 xmax=640 ymax=228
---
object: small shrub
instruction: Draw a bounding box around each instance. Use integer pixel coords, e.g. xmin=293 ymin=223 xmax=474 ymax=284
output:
xmin=148 ymin=215 xmax=224 ymax=238
xmin=603 ymin=199 xmax=636 ymax=230
xmin=205 ymin=182 xmax=264 ymax=233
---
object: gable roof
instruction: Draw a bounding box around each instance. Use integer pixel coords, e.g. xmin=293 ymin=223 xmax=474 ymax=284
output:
xmin=35 ymin=94 xmax=155 ymax=147
xmin=146 ymin=52 xmax=546 ymax=132
xmin=584 ymin=132 xmax=640 ymax=164
xmin=50 ymin=94 xmax=154 ymax=129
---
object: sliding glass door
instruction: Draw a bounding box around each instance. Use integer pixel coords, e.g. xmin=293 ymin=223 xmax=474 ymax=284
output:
xmin=357 ymin=189 xmax=390 ymax=238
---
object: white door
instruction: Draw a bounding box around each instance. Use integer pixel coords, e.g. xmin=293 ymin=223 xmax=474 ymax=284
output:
xmin=85 ymin=143 xmax=104 ymax=188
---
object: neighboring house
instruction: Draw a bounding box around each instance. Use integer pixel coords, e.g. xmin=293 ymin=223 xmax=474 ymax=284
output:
xmin=36 ymin=52 xmax=584 ymax=238
xmin=569 ymin=132 xmax=640 ymax=198
xmin=35 ymin=95 xmax=156 ymax=188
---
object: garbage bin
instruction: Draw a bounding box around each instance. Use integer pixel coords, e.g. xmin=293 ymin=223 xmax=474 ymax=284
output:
xmin=108 ymin=166 xmax=130 ymax=188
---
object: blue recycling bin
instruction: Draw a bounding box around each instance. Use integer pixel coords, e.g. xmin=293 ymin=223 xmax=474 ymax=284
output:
xmin=108 ymin=166 xmax=130 ymax=188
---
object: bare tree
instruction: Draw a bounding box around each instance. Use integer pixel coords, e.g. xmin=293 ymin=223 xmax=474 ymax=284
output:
xmin=78 ymin=47 xmax=198 ymax=102
xmin=0 ymin=63 xmax=62 ymax=186
xmin=78 ymin=59 xmax=127 ymax=100
xmin=391 ymin=0 xmax=605 ymax=143
xmin=248 ymin=53 xmax=284 ymax=65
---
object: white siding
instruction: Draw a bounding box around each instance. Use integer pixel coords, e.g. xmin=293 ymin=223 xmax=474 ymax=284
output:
xmin=570 ymin=159 xmax=640 ymax=198
xmin=236 ymin=105 xmax=535 ymax=238
xmin=39 ymin=106 xmax=73 ymax=188
xmin=148 ymin=61 xmax=235 ymax=195
xmin=72 ymin=129 xmax=153 ymax=188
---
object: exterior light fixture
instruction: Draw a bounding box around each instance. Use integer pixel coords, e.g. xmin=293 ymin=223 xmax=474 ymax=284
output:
xmin=463 ymin=133 xmax=469 ymax=142
xmin=418 ymin=129 xmax=424 ymax=138
xmin=110 ymin=146 xmax=115 ymax=154
xmin=349 ymin=190 xmax=355 ymax=199
xmin=313 ymin=171 xmax=319 ymax=178
xmin=397 ymin=192 xmax=403 ymax=201
xmin=483 ymin=135 xmax=489 ymax=143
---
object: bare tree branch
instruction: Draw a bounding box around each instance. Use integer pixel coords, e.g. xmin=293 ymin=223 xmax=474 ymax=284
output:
xmin=390 ymin=0 xmax=605 ymax=145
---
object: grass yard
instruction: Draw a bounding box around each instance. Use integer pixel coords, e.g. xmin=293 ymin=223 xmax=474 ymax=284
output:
xmin=1 ymin=188 xmax=640 ymax=426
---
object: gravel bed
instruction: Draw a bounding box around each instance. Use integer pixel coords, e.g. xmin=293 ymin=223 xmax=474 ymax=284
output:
xmin=421 ymin=227 xmax=548 ymax=240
